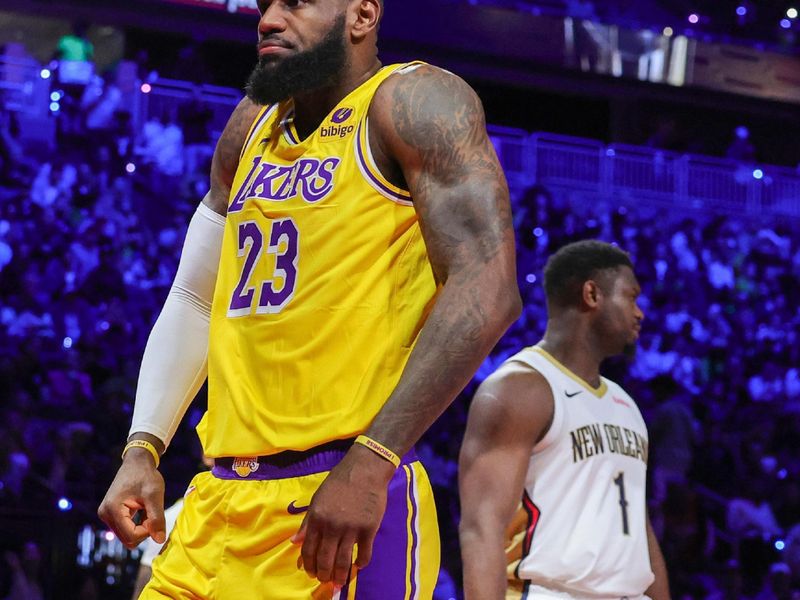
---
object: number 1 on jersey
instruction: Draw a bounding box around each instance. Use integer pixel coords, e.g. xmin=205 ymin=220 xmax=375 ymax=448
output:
xmin=228 ymin=218 xmax=299 ymax=317
xmin=614 ymin=472 xmax=630 ymax=535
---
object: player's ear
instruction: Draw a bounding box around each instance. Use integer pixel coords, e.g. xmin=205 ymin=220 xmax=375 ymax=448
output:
xmin=350 ymin=0 xmax=381 ymax=41
xmin=582 ymin=280 xmax=601 ymax=309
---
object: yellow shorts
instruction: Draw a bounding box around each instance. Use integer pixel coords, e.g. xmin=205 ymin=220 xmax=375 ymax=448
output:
xmin=141 ymin=443 xmax=440 ymax=600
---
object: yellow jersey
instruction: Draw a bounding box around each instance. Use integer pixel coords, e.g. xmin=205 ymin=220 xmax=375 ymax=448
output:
xmin=199 ymin=63 xmax=438 ymax=457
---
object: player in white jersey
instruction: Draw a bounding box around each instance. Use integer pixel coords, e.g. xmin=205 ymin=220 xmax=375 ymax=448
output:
xmin=459 ymin=240 xmax=670 ymax=600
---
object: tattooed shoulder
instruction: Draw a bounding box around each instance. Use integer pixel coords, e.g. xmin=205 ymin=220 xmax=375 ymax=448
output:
xmin=386 ymin=65 xmax=495 ymax=185
xmin=208 ymin=98 xmax=263 ymax=214
xmin=392 ymin=67 xmax=484 ymax=152
xmin=215 ymin=98 xmax=263 ymax=176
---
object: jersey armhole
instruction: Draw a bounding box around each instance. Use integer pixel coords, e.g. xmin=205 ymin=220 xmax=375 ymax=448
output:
xmin=353 ymin=62 xmax=426 ymax=206
xmin=532 ymin=375 xmax=564 ymax=454
xmin=353 ymin=117 xmax=413 ymax=205
xmin=505 ymin=356 xmax=563 ymax=454
xmin=239 ymin=104 xmax=276 ymax=162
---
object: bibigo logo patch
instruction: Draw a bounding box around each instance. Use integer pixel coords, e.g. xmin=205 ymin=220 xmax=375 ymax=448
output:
xmin=321 ymin=106 xmax=355 ymax=141
xmin=331 ymin=107 xmax=354 ymax=123
xmin=232 ymin=457 xmax=260 ymax=478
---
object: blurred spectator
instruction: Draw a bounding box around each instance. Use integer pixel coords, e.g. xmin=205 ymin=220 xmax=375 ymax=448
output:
xmin=727 ymin=125 xmax=756 ymax=162
xmin=54 ymin=21 xmax=94 ymax=63
xmin=178 ymin=97 xmax=214 ymax=196
xmin=53 ymin=21 xmax=96 ymax=153
xmin=3 ymin=542 xmax=43 ymax=600
xmin=81 ymin=73 xmax=124 ymax=135
xmin=0 ymin=111 xmax=35 ymax=188
xmin=726 ymin=474 xmax=783 ymax=593
xmin=649 ymin=378 xmax=698 ymax=503
xmin=137 ymin=111 xmax=184 ymax=177
xmin=784 ymin=525 xmax=800 ymax=588
xmin=0 ymin=429 xmax=30 ymax=506
xmin=706 ymin=560 xmax=746 ymax=600
xmin=754 ymin=562 xmax=793 ymax=600
xmin=659 ymin=483 xmax=715 ymax=594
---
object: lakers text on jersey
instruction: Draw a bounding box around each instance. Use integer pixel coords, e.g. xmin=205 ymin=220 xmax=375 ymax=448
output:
xmin=198 ymin=63 xmax=438 ymax=458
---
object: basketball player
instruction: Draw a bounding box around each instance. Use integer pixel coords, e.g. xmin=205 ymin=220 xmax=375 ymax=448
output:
xmin=97 ymin=1 xmax=520 ymax=598
xmin=459 ymin=241 xmax=670 ymax=600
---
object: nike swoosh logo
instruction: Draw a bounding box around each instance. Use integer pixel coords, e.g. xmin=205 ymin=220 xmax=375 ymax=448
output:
xmin=565 ymin=390 xmax=582 ymax=398
xmin=287 ymin=501 xmax=310 ymax=515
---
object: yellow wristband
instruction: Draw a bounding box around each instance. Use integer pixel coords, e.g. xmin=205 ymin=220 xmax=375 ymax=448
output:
xmin=354 ymin=435 xmax=401 ymax=468
xmin=122 ymin=440 xmax=160 ymax=468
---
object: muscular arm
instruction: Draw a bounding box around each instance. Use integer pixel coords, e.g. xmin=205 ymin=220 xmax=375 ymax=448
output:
xmin=98 ymin=98 xmax=262 ymax=548
xmin=366 ymin=64 xmax=521 ymax=454
xmin=205 ymin=98 xmax=262 ymax=215
xmin=459 ymin=367 xmax=553 ymax=600
xmin=645 ymin=515 xmax=671 ymax=600
xmin=296 ymin=66 xmax=521 ymax=586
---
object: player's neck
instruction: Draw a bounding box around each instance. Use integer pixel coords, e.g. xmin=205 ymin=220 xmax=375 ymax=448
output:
xmin=539 ymin=326 xmax=604 ymax=389
xmin=292 ymin=58 xmax=382 ymax=139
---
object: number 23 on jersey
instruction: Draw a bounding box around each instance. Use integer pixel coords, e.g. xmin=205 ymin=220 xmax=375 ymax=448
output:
xmin=228 ymin=218 xmax=299 ymax=317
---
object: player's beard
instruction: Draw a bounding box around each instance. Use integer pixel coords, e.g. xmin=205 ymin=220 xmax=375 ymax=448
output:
xmin=245 ymin=14 xmax=348 ymax=105
xmin=622 ymin=342 xmax=637 ymax=360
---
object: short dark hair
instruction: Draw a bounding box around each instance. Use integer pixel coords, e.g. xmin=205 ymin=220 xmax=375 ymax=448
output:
xmin=543 ymin=240 xmax=633 ymax=308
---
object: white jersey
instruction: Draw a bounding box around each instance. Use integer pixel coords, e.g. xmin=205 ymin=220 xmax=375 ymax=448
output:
xmin=510 ymin=346 xmax=654 ymax=599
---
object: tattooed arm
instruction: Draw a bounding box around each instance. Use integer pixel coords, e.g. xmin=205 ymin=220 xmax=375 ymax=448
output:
xmin=205 ymin=98 xmax=263 ymax=215
xmin=295 ymin=66 xmax=521 ymax=586
xmin=98 ymin=98 xmax=262 ymax=549
xmin=364 ymin=65 xmax=520 ymax=451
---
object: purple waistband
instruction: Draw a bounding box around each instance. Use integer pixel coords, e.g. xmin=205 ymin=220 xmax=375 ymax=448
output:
xmin=212 ymin=438 xmax=418 ymax=480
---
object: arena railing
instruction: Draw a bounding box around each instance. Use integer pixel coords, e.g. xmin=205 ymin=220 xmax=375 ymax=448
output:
xmin=2 ymin=52 xmax=798 ymax=219
xmin=0 ymin=53 xmax=49 ymax=114
xmin=138 ymin=77 xmax=242 ymax=139
xmin=131 ymin=75 xmax=800 ymax=222
xmin=488 ymin=125 xmax=534 ymax=190
xmin=527 ymin=132 xmax=800 ymax=218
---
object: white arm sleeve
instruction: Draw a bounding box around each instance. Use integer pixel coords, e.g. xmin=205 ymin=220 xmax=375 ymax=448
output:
xmin=129 ymin=201 xmax=225 ymax=448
